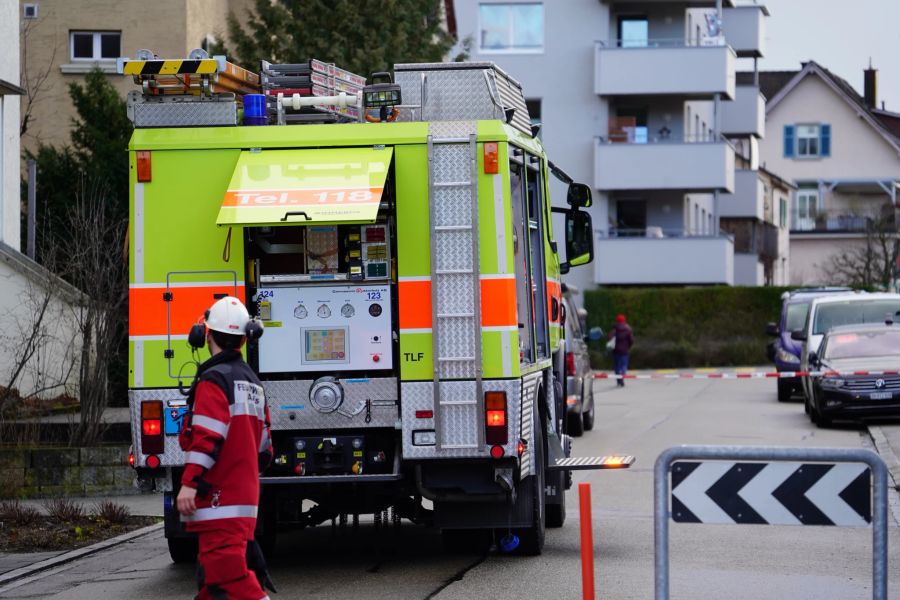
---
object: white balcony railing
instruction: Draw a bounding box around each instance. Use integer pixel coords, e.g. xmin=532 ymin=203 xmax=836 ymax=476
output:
xmin=722 ymin=5 xmax=768 ymax=58
xmin=721 ymin=85 xmax=765 ymax=137
xmin=719 ymin=169 xmax=764 ymax=219
xmin=594 ymin=40 xmax=736 ymax=98
xmin=594 ymin=137 xmax=735 ymax=193
xmin=594 ymin=233 xmax=735 ymax=285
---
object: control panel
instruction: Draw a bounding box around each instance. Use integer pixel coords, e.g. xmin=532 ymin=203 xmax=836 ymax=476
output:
xmin=256 ymin=284 xmax=392 ymax=373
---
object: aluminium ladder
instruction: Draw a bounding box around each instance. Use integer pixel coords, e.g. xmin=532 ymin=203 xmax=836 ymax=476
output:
xmin=427 ymin=133 xmax=484 ymax=450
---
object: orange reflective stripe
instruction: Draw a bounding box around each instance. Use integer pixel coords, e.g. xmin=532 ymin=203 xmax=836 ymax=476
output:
xmin=398 ymin=279 xmax=431 ymax=330
xmin=398 ymin=278 xmax=518 ymax=330
xmin=481 ymin=278 xmax=517 ymax=328
xmin=546 ymin=279 xmax=561 ymax=324
xmin=129 ymin=285 xmax=245 ymax=337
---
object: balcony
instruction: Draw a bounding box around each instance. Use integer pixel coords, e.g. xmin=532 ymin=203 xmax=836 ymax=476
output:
xmin=791 ymin=210 xmax=881 ymax=234
xmin=594 ymin=41 xmax=736 ymax=99
xmin=719 ymin=169 xmax=764 ymax=219
xmin=595 ymin=136 xmax=735 ymax=193
xmin=721 ymin=85 xmax=765 ymax=137
xmin=722 ymin=5 xmax=768 ymax=58
xmin=595 ymin=233 xmax=734 ymax=285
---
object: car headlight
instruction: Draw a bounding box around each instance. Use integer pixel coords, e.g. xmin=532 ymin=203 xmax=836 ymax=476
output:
xmin=821 ymin=377 xmax=846 ymax=388
xmin=776 ymin=347 xmax=800 ymax=364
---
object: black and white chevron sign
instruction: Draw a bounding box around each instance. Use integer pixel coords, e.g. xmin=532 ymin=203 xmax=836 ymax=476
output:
xmin=671 ymin=461 xmax=871 ymax=526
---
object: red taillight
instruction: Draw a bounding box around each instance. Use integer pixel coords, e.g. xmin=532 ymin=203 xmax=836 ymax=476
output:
xmin=141 ymin=400 xmax=164 ymax=455
xmin=136 ymin=150 xmax=152 ymax=182
xmin=415 ymin=410 xmax=433 ymax=419
xmin=484 ymin=391 xmax=508 ymax=446
xmin=566 ymin=351 xmax=575 ymax=376
xmin=486 ymin=409 xmax=506 ymax=427
xmin=146 ymin=455 xmax=160 ymax=469
xmin=142 ymin=419 xmax=161 ymax=435
xmin=490 ymin=445 xmax=505 ymax=459
xmin=517 ymin=440 xmax=526 ymax=457
xmin=128 ymin=452 xmax=135 ymax=467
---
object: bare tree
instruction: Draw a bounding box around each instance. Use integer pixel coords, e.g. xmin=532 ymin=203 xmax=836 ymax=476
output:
xmin=19 ymin=15 xmax=58 ymax=139
xmin=824 ymin=214 xmax=899 ymax=289
xmin=58 ymin=178 xmax=128 ymax=446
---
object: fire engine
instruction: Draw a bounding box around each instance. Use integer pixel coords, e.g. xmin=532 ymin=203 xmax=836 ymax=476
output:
xmin=120 ymin=49 xmax=633 ymax=561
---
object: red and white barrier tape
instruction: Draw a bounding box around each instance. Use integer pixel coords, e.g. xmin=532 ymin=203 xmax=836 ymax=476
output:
xmin=593 ymin=370 xmax=900 ymax=380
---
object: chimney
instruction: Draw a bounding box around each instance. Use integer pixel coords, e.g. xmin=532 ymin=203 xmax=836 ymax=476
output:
xmin=864 ymin=61 xmax=878 ymax=109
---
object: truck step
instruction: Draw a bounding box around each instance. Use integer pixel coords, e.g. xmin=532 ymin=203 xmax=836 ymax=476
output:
xmin=547 ymin=455 xmax=635 ymax=471
xmin=260 ymin=473 xmax=403 ymax=484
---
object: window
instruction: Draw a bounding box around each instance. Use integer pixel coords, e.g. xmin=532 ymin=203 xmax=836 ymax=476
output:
xmin=618 ymin=16 xmax=648 ymax=48
xmin=23 ymin=3 xmax=38 ymax=19
xmin=526 ymin=98 xmax=541 ymax=138
xmin=779 ymin=197 xmax=788 ymax=228
xmin=795 ymin=188 xmax=818 ymax=230
xmin=479 ymin=3 xmax=543 ymax=52
xmin=70 ymin=31 xmax=121 ymax=61
xmin=784 ymin=124 xmax=831 ymax=158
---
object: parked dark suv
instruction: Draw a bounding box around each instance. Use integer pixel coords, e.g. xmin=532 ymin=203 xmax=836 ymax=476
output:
xmin=562 ymin=284 xmax=600 ymax=436
xmin=766 ymin=287 xmax=852 ymax=402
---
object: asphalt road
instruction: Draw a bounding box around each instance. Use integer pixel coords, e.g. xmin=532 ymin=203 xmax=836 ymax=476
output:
xmin=3 ymin=376 xmax=900 ymax=599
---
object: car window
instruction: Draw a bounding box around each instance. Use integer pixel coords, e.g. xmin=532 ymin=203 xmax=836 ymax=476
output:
xmin=785 ymin=301 xmax=810 ymax=331
xmin=824 ymin=330 xmax=900 ymax=359
xmin=813 ymin=299 xmax=900 ymax=335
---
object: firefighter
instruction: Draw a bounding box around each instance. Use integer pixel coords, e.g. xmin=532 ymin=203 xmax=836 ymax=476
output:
xmin=176 ymin=296 xmax=275 ymax=599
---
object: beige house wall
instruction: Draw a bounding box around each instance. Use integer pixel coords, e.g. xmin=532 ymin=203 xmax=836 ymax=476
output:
xmin=789 ymin=236 xmax=867 ymax=287
xmin=759 ymin=74 xmax=900 ymax=181
xmin=19 ymin=0 xmax=257 ymax=156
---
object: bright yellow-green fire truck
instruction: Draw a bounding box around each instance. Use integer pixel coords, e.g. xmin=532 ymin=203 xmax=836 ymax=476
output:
xmin=122 ymin=51 xmax=631 ymax=560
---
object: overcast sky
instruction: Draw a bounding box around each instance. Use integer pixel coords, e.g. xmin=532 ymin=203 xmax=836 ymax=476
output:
xmin=757 ymin=0 xmax=900 ymax=111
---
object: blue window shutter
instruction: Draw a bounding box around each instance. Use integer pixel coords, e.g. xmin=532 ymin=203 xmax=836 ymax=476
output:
xmin=783 ymin=125 xmax=795 ymax=157
xmin=820 ymin=124 xmax=831 ymax=157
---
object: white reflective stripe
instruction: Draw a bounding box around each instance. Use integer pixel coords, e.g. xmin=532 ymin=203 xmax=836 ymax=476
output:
xmin=185 ymin=451 xmax=216 ymax=469
xmin=181 ymin=504 xmax=258 ymax=522
xmin=134 ymin=183 xmax=144 ymax=283
xmin=192 ymin=414 xmax=228 ymax=437
xmin=231 ymin=399 xmax=265 ymax=421
xmin=258 ymin=434 xmax=272 ymax=453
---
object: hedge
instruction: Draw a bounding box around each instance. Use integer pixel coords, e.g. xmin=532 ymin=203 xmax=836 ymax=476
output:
xmin=583 ymin=286 xmax=793 ymax=369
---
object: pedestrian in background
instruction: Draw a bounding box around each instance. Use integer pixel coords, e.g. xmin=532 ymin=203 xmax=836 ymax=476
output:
xmin=609 ymin=313 xmax=634 ymax=387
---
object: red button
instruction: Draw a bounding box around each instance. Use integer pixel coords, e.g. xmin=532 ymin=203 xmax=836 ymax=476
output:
xmin=373 ymin=354 xmax=380 ymax=363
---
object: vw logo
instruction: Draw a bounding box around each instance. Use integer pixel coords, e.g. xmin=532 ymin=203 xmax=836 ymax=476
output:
xmin=875 ymin=378 xmax=886 ymax=389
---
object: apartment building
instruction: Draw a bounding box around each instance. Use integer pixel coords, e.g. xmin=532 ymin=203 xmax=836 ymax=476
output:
xmin=18 ymin=0 xmax=255 ymax=154
xmin=753 ymin=61 xmax=900 ymax=285
xmin=453 ymin=0 xmax=782 ymax=290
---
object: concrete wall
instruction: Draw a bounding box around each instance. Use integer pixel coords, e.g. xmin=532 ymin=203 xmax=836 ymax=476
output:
xmin=454 ymin=0 xmax=609 ymax=294
xmin=0 ymin=446 xmax=133 ymax=498
xmin=734 ymin=252 xmax=763 ymax=285
xmin=595 ymin=140 xmax=735 ymax=192
xmin=789 ymin=235 xmax=865 ymax=285
xmin=722 ymin=6 xmax=766 ymax=57
xmin=595 ymin=236 xmax=734 ymax=285
xmin=721 ymin=85 xmax=764 ymax=137
xmin=595 ymin=45 xmax=735 ymax=98
xmin=0 ymin=244 xmax=81 ymax=400
xmin=1 ymin=0 xmax=21 ymax=249
xmin=719 ymin=169 xmax=764 ymax=219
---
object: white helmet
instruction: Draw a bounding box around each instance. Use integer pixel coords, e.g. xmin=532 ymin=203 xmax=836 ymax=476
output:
xmin=206 ymin=296 xmax=250 ymax=335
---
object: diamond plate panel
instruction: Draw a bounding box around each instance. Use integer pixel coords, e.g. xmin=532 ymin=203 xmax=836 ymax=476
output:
xmin=430 ymin=120 xmax=479 ymax=139
xmin=519 ymin=372 xmax=542 ymax=476
xmin=130 ymin=96 xmax=238 ymax=128
xmin=265 ymin=378 xmax=398 ymax=430
xmin=436 ymin=273 xmax=475 ymax=313
xmin=130 ymin=388 xmax=190 ymax=467
xmin=400 ymin=380 xmax=521 ymax=459
xmin=435 ymin=230 xmax=473 ymax=272
xmin=433 ymin=188 xmax=472 ymax=227
xmin=433 ymin=145 xmax=470 ymax=181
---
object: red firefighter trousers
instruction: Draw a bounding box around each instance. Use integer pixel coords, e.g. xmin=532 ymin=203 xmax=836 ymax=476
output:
xmin=197 ymin=528 xmax=266 ymax=600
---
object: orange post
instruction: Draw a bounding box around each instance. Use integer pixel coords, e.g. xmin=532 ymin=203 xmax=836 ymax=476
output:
xmin=579 ymin=482 xmax=595 ymax=600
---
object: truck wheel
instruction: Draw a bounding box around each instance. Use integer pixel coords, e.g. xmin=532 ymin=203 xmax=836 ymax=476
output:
xmin=167 ymin=537 xmax=198 ymax=564
xmin=777 ymin=378 xmax=792 ymax=403
xmin=516 ymin=416 xmax=546 ymax=555
xmin=567 ymin=411 xmax=585 ymax=437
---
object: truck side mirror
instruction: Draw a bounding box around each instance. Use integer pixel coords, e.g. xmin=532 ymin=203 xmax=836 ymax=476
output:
xmin=790 ymin=330 xmax=807 ymax=342
xmin=567 ymin=182 xmax=592 ymax=208
xmin=765 ymin=322 xmax=779 ymax=337
xmin=560 ymin=209 xmax=593 ymax=273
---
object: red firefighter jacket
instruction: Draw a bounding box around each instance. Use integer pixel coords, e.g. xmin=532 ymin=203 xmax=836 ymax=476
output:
xmin=179 ymin=350 xmax=273 ymax=534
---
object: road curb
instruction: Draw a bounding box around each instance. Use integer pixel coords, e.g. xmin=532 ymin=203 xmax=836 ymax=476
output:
xmin=0 ymin=521 xmax=163 ymax=588
xmin=868 ymin=425 xmax=900 ymax=490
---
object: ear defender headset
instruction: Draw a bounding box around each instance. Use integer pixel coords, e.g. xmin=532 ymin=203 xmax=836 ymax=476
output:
xmin=187 ymin=309 xmax=265 ymax=349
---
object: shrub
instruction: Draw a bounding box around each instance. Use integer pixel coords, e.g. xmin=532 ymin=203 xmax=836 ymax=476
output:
xmin=91 ymin=500 xmax=130 ymax=524
xmin=43 ymin=498 xmax=86 ymax=522
xmin=0 ymin=499 xmax=42 ymax=526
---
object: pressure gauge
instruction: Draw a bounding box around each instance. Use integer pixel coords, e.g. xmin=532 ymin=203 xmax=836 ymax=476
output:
xmin=294 ymin=304 xmax=308 ymax=319
xmin=317 ymin=304 xmax=331 ymax=318
xmin=341 ymin=303 xmax=355 ymax=318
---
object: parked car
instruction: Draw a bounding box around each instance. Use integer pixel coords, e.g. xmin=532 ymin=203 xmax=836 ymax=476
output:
xmin=807 ymin=322 xmax=900 ymax=426
xmin=766 ymin=287 xmax=854 ymax=402
xmin=793 ymin=293 xmax=900 ymax=408
xmin=561 ymin=284 xmax=600 ymax=436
